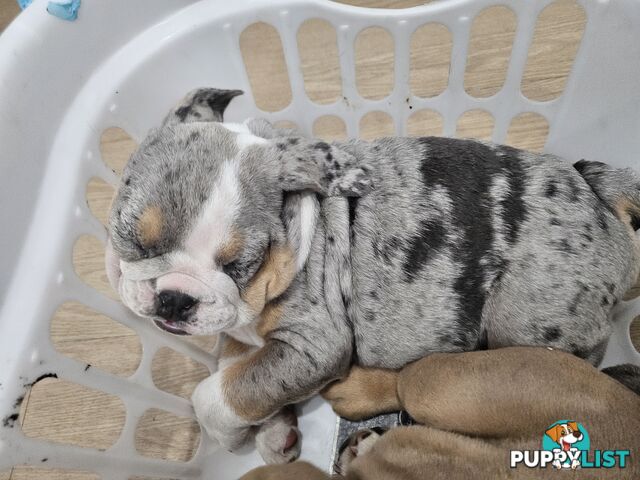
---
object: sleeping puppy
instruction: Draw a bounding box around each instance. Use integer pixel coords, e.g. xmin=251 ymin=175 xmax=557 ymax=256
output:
xmin=106 ymin=87 xmax=640 ymax=459
xmin=242 ymin=347 xmax=640 ymax=479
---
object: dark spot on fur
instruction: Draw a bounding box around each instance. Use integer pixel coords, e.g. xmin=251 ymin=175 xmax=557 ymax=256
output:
xmin=3 ymin=413 xmax=18 ymax=428
xmin=328 ymin=236 xmax=335 ymax=244
xmin=314 ymin=141 xmax=331 ymax=152
xmin=550 ymin=218 xmax=561 ymax=226
xmin=124 ymin=178 xmax=130 ymax=186
xmin=545 ymin=181 xmax=557 ymax=197
xmin=277 ymin=143 xmax=286 ymax=151
xmin=325 ymin=152 xmax=333 ymax=162
xmin=596 ymin=208 xmax=609 ymax=231
xmin=498 ymin=146 xmax=528 ymax=244
xmin=370 ymin=290 xmax=379 ymax=299
xmin=192 ymin=111 xmax=201 ymax=118
xmin=475 ymin=329 xmax=489 ymax=350
xmin=189 ymin=131 xmax=200 ymax=142
xmin=568 ymin=283 xmax=589 ymax=315
xmin=326 ymin=171 xmax=335 ymax=182
xmin=601 ymin=295 xmax=610 ymax=306
xmin=13 ymin=395 xmax=24 ymax=409
xmin=41 ymin=458 xmax=48 ymax=462
xmin=581 ymin=232 xmax=593 ymax=242
xmin=348 ymin=197 xmax=359 ymax=230
xmin=288 ymin=138 xmax=299 ymax=145
xmin=544 ymin=327 xmax=562 ymax=342
xmin=403 ymin=218 xmax=446 ymax=282
xmin=606 ymin=282 xmax=615 ymax=294
xmin=174 ymin=106 xmax=191 ymax=121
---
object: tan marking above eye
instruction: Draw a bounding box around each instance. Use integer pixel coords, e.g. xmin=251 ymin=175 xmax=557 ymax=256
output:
xmin=216 ymin=228 xmax=245 ymax=265
xmin=137 ymin=205 xmax=164 ymax=248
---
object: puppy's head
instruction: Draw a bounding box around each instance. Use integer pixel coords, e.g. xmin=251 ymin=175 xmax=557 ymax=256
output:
xmin=106 ymin=88 xmax=371 ymax=336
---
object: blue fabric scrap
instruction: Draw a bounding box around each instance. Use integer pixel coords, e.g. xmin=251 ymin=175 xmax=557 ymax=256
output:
xmin=46 ymin=0 xmax=81 ymax=21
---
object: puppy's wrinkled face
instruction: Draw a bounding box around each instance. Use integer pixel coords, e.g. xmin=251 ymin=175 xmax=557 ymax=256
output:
xmin=107 ymin=88 xmax=372 ymax=336
xmin=107 ymin=91 xmax=288 ymax=336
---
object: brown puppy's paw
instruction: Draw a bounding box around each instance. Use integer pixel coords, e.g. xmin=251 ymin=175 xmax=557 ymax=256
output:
xmin=321 ymin=367 xmax=400 ymax=420
xmin=255 ymin=407 xmax=301 ymax=464
xmin=335 ymin=428 xmax=385 ymax=476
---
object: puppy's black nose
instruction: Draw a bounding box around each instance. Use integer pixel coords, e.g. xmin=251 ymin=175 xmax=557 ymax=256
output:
xmin=157 ymin=290 xmax=198 ymax=322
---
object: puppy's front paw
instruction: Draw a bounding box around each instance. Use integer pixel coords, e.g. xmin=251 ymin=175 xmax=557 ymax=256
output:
xmin=192 ymin=373 xmax=251 ymax=451
xmin=255 ymin=406 xmax=301 ymax=464
xmin=321 ymin=367 xmax=399 ymax=420
xmin=256 ymin=423 xmax=301 ymax=465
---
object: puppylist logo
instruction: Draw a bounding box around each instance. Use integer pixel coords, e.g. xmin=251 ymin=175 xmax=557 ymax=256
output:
xmin=510 ymin=420 xmax=630 ymax=470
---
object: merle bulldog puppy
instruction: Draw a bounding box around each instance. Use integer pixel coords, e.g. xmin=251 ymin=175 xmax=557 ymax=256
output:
xmin=106 ymin=88 xmax=640 ymax=462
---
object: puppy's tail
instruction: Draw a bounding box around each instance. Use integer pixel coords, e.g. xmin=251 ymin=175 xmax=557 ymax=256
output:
xmin=601 ymin=363 xmax=640 ymax=396
xmin=574 ymin=160 xmax=640 ymax=230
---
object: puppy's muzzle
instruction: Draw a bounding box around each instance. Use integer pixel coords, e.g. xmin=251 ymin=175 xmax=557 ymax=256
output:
xmin=156 ymin=290 xmax=198 ymax=323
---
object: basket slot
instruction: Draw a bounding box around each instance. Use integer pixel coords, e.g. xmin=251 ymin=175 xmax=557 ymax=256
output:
xmin=5 ymin=435 xmax=201 ymax=480
xmin=335 ymin=23 xmax=360 ymax=138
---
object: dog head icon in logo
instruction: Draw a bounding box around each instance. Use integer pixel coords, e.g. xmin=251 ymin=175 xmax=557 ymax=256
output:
xmin=542 ymin=420 xmax=590 ymax=469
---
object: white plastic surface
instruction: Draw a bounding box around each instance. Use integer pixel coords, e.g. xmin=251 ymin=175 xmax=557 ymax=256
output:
xmin=0 ymin=0 xmax=639 ymax=479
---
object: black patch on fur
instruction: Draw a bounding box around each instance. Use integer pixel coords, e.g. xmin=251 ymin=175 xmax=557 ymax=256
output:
xmin=596 ymin=207 xmax=609 ymax=231
xmin=13 ymin=395 xmax=24 ymax=409
xmin=288 ymin=138 xmax=299 ymax=145
xmin=601 ymin=295 xmax=610 ymax=306
xmin=417 ymin=138 xmax=526 ymax=346
xmin=568 ymin=283 xmax=590 ymax=315
xmin=550 ymin=218 xmax=561 ymax=226
xmin=402 ymin=218 xmax=446 ymax=282
xmin=348 ymin=197 xmax=359 ymax=229
xmin=498 ymin=146 xmax=528 ymax=244
xmin=630 ymin=212 xmax=640 ymax=231
xmin=174 ymin=106 xmax=190 ymax=121
xmin=328 ymin=236 xmax=335 ymax=244
xmin=475 ymin=329 xmax=489 ymax=350
xmin=544 ymin=326 xmax=562 ymax=342
xmin=545 ymin=181 xmax=557 ymax=198
xmin=326 ymin=152 xmax=333 ymax=162
xmin=314 ymin=141 xmax=331 ymax=152
xmin=3 ymin=413 xmax=18 ymax=428
xmin=370 ymin=290 xmax=379 ymax=299
xmin=602 ymin=363 xmax=640 ymax=395
xmin=606 ymin=282 xmax=615 ymax=294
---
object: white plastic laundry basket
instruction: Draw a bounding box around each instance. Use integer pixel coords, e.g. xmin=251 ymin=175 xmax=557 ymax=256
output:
xmin=1 ymin=0 xmax=640 ymax=478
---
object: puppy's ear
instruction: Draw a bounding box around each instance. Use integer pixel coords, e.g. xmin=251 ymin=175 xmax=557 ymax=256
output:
xmin=162 ymin=88 xmax=243 ymax=126
xmin=545 ymin=425 xmax=562 ymax=443
xmin=567 ymin=421 xmax=579 ymax=432
xmin=275 ymin=139 xmax=372 ymax=197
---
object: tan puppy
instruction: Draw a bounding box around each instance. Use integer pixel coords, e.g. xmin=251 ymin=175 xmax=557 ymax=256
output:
xmin=241 ymin=347 xmax=640 ymax=480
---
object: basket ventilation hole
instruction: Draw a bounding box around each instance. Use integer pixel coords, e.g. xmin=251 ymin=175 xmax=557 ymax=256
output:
xmin=521 ymin=0 xmax=586 ymax=102
xmin=135 ymin=408 xmax=200 ymax=462
xmin=407 ymin=109 xmax=443 ymax=137
xmin=456 ymin=109 xmax=495 ymax=141
xmin=51 ymin=302 xmax=142 ymax=378
xmin=73 ymin=235 xmax=118 ymax=301
xmin=86 ymin=177 xmax=115 ymax=227
xmin=151 ymin=346 xmax=210 ymax=400
xmin=631 ymin=317 xmax=640 ymax=353
xmin=100 ymin=127 xmax=137 ymax=177
xmin=410 ymin=23 xmax=452 ymax=99
xmin=21 ymin=377 xmax=125 ymax=450
xmin=355 ymin=27 xmax=395 ymax=101
xmin=360 ymin=111 xmax=394 ymax=140
xmin=8 ymin=468 xmax=99 ymax=480
xmin=313 ymin=115 xmax=348 ymax=141
xmin=465 ymin=6 xmax=517 ymax=98
xmin=298 ymin=19 xmax=342 ymax=105
xmin=274 ymin=120 xmax=299 ymax=131
xmin=506 ymin=113 xmax=549 ymax=152
xmin=240 ymin=22 xmax=292 ymax=112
